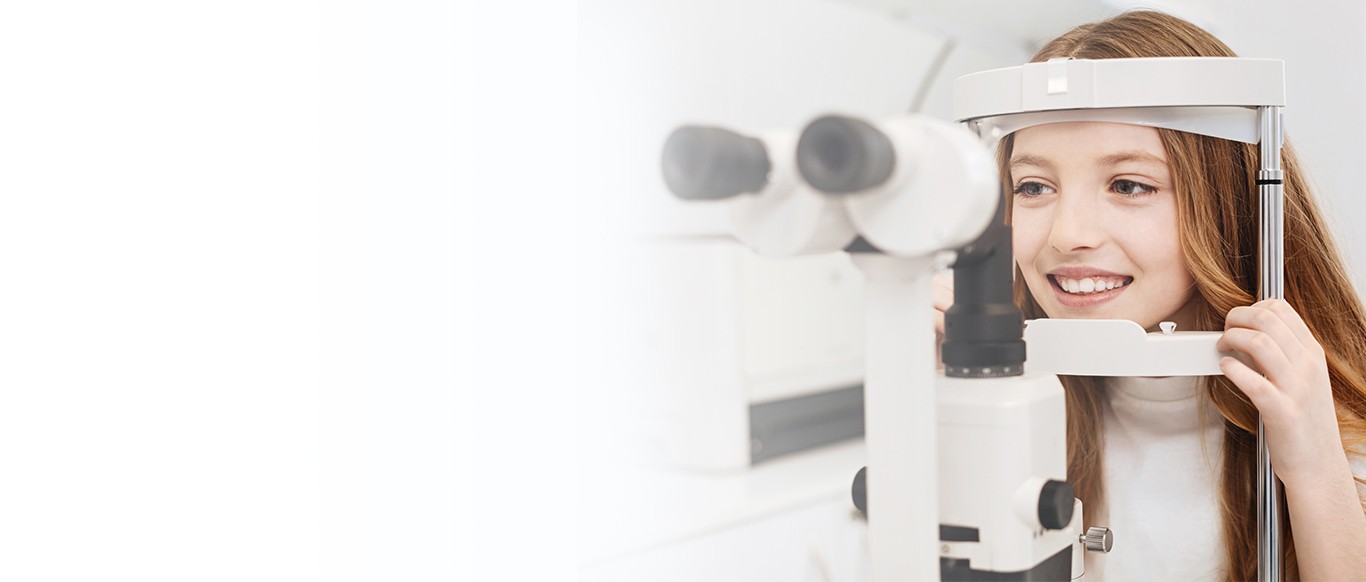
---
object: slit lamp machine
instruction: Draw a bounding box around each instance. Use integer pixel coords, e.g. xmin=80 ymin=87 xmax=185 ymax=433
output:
xmin=658 ymin=57 xmax=1288 ymax=581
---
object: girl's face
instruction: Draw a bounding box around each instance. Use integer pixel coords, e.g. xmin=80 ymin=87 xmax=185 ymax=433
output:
xmin=1010 ymin=122 xmax=1199 ymax=331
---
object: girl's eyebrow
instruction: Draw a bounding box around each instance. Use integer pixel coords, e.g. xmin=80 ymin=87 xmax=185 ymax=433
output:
xmin=1099 ymin=151 xmax=1167 ymax=167
xmin=1009 ymin=154 xmax=1054 ymax=172
xmin=1009 ymin=151 xmax=1167 ymax=172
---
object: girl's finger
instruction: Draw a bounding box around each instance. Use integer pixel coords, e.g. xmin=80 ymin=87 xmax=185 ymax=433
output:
xmin=1220 ymin=355 xmax=1284 ymax=417
xmin=1259 ymin=299 xmax=1320 ymax=353
xmin=1224 ymin=304 xmax=1306 ymax=361
xmin=1216 ymin=327 xmax=1294 ymax=388
xmin=933 ymin=273 xmax=954 ymax=312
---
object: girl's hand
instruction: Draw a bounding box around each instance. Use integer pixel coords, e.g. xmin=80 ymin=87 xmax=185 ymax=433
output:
xmin=1216 ymin=299 xmax=1348 ymax=485
xmin=933 ymin=274 xmax=953 ymax=371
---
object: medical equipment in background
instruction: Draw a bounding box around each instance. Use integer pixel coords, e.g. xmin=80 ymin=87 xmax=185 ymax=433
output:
xmin=655 ymin=128 xmax=868 ymax=471
xmin=661 ymin=56 xmax=1286 ymax=581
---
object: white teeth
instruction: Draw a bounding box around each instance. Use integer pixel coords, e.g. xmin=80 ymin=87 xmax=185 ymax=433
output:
xmin=1055 ymin=276 xmax=1129 ymax=295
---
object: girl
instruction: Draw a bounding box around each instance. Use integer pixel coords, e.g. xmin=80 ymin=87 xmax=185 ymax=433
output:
xmin=936 ymin=11 xmax=1366 ymax=580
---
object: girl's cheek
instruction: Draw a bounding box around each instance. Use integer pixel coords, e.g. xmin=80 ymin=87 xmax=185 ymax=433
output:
xmin=1011 ymin=217 xmax=1047 ymax=255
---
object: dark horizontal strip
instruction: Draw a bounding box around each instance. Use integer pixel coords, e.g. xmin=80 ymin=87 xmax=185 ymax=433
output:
xmin=939 ymin=524 xmax=980 ymax=542
xmin=749 ymin=384 xmax=863 ymax=464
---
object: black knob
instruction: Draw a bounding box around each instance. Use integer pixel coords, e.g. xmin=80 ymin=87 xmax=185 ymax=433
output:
xmin=796 ymin=115 xmax=896 ymax=194
xmin=660 ymin=126 xmax=771 ymax=200
xmin=1039 ymin=479 xmax=1075 ymax=530
xmin=852 ymin=466 xmax=867 ymax=517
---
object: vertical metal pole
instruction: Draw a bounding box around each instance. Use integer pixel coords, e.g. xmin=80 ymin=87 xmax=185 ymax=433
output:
xmin=1256 ymin=106 xmax=1285 ymax=582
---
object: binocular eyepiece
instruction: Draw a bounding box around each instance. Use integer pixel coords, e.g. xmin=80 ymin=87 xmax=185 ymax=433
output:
xmin=795 ymin=115 xmax=896 ymax=195
xmin=660 ymin=114 xmax=1024 ymax=379
xmin=661 ymin=126 xmax=771 ymax=201
xmin=660 ymin=114 xmax=902 ymax=202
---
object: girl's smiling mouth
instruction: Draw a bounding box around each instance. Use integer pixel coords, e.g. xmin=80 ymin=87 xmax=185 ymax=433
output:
xmin=1046 ymin=269 xmax=1134 ymax=308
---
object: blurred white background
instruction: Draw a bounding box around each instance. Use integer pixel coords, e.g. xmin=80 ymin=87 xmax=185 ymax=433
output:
xmin=0 ymin=1 xmax=575 ymax=581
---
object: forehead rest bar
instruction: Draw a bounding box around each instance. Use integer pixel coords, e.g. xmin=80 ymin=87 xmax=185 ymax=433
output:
xmin=954 ymin=57 xmax=1285 ymax=143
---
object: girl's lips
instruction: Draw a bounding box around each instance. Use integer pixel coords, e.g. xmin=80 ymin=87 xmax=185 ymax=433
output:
xmin=1048 ymin=274 xmax=1130 ymax=308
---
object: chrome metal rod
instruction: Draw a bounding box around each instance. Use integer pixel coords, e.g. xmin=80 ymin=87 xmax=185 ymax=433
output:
xmin=1256 ymin=105 xmax=1285 ymax=582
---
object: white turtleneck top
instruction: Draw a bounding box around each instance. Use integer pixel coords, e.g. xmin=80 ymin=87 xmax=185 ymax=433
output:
xmin=1086 ymin=376 xmax=1366 ymax=581
xmin=1087 ymin=375 xmax=1225 ymax=580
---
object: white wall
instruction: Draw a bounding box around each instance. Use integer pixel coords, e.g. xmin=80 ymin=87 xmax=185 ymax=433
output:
xmin=0 ymin=3 xmax=321 ymax=580
xmin=0 ymin=1 xmax=579 ymax=581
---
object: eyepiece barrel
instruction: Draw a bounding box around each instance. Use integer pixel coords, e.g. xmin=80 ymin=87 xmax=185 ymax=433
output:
xmin=941 ymin=196 xmax=1026 ymax=378
xmin=796 ymin=115 xmax=896 ymax=194
xmin=661 ymin=126 xmax=771 ymax=200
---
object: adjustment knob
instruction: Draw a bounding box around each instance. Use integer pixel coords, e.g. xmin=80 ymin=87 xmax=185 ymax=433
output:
xmin=1080 ymin=526 xmax=1114 ymax=554
xmin=1038 ymin=479 xmax=1075 ymax=530
xmin=851 ymin=466 xmax=867 ymax=517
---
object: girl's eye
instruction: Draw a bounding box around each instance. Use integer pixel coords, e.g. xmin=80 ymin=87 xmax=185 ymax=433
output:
xmin=1012 ymin=181 xmax=1053 ymax=197
xmin=1111 ymin=179 xmax=1156 ymax=197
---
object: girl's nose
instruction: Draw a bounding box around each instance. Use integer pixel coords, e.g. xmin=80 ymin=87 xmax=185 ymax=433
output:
xmin=1047 ymin=194 xmax=1104 ymax=253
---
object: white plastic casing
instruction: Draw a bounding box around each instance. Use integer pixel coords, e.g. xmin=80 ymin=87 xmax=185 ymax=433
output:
xmin=953 ymin=57 xmax=1285 ymax=144
xmin=1023 ymin=319 xmax=1237 ymax=377
xmin=730 ymin=132 xmax=860 ymax=256
xmin=954 ymin=57 xmax=1285 ymax=120
xmin=853 ymin=253 xmax=941 ymax=581
xmin=936 ymin=372 xmax=1075 ymax=572
xmin=842 ymin=115 xmax=998 ymax=257
xmin=1069 ymin=499 xmax=1085 ymax=580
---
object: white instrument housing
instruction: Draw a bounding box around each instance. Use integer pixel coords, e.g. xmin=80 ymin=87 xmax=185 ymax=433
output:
xmin=1023 ymin=319 xmax=1239 ymax=377
xmin=936 ymin=372 xmax=1078 ymax=573
xmin=840 ymin=116 xmax=999 ymax=257
xmin=730 ymin=132 xmax=860 ymax=256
